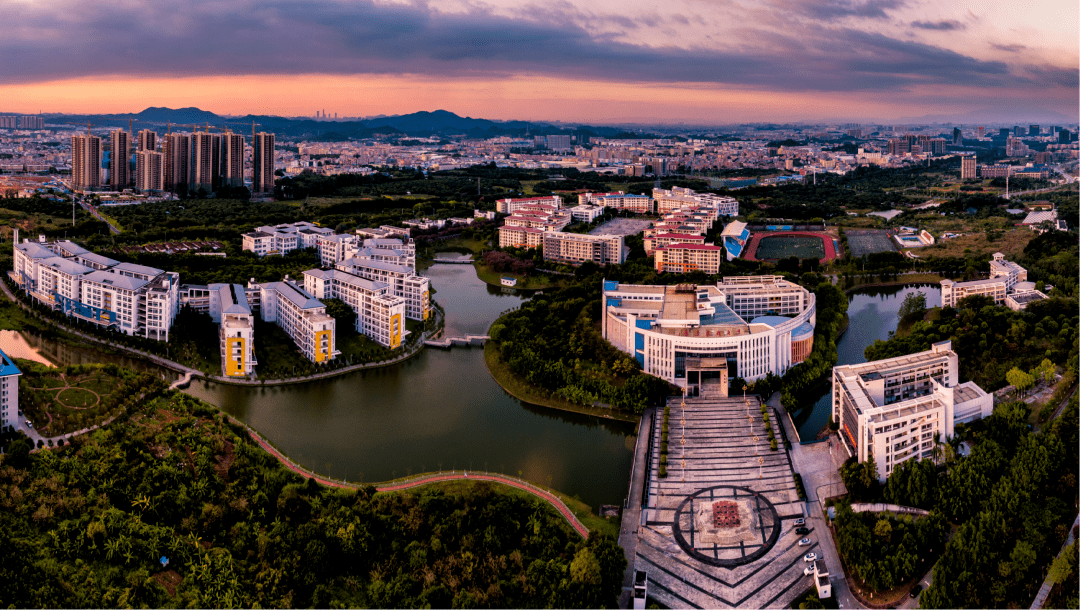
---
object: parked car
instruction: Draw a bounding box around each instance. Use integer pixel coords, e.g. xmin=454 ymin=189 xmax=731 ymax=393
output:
xmin=796 ymin=527 xmax=810 ymax=535
xmin=793 ymin=518 xmax=806 ymax=526
xmin=910 ymin=584 xmax=923 ymax=598
xmin=25 ymin=420 xmax=32 ymax=429
xmin=798 ymin=538 xmax=812 ymax=546
xmin=804 ymin=566 xmax=816 ymax=576
xmin=803 ymin=553 xmax=818 ymax=562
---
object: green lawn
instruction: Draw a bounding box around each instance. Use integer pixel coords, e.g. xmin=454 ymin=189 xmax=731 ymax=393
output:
xmin=472 ymin=262 xmax=567 ymax=290
xmin=56 ymin=387 xmax=97 ymax=408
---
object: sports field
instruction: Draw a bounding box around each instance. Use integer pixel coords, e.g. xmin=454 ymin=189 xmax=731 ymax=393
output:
xmin=846 ymin=230 xmax=896 ymax=257
xmin=744 ymin=232 xmax=837 ymax=262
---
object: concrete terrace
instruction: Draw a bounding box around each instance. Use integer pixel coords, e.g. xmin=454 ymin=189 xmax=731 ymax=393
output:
xmin=635 ymin=395 xmax=814 ymax=609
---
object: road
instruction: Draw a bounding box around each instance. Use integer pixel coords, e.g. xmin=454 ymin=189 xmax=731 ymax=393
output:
xmin=80 ymin=199 xmax=120 ymax=234
xmin=616 ymin=407 xmax=653 ymax=609
xmin=770 ymin=392 xmax=861 ymax=609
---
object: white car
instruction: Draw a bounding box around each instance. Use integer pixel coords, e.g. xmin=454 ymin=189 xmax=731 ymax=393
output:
xmin=804 ymin=566 xmax=816 ymax=576
xmin=798 ymin=537 xmax=812 ymax=546
xmin=793 ymin=518 xmax=806 ymax=526
xmin=803 ymin=552 xmax=818 ymax=562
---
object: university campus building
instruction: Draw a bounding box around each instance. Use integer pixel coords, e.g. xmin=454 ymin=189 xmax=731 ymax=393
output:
xmin=303 ymin=268 xmax=406 ymax=349
xmin=257 ymin=280 xmax=338 ymax=364
xmin=337 ymin=258 xmax=430 ymax=322
xmin=12 ymin=235 xmax=179 ymax=341
xmin=601 ymin=276 xmax=815 ymax=392
xmin=832 ymin=341 xmax=992 ymax=481
xmin=208 ymin=283 xmax=256 ymax=377
xmin=940 ymin=252 xmax=1046 ymax=309
xmin=0 ymin=348 xmax=20 ymax=433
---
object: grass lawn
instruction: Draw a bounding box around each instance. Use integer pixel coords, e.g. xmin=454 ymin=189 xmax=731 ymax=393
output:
xmin=483 ymin=342 xmax=638 ymax=423
xmin=918 ymin=227 xmax=1034 ymax=259
xmin=56 ymin=387 xmax=98 ymax=408
xmin=472 ymin=261 xmax=567 ymax=290
xmin=77 ymin=377 xmax=117 ymax=395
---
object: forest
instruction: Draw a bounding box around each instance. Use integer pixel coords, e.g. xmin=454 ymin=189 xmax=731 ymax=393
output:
xmin=0 ymin=389 xmax=626 ymax=608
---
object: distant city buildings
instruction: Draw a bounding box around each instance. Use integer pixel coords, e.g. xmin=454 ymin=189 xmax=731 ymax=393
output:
xmin=654 ymin=186 xmax=738 ymax=216
xmin=253 ymin=132 xmax=276 ymax=193
xmin=110 ymin=129 xmax=130 ymax=188
xmin=71 ymin=134 xmax=103 ymax=190
xmin=833 ymin=341 xmax=992 ymax=481
xmin=960 ymin=155 xmax=977 ymax=180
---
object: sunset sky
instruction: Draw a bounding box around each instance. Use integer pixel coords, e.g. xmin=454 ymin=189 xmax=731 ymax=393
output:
xmin=2 ymin=0 xmax=1076 ymax=123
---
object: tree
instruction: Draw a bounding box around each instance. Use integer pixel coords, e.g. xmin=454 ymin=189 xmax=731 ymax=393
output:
xmin=1006 ymin=367 xmax=1035 ymax=396
xmin=897 ymin=291 xmax=928 ymax=321
xmin=3 ymin=438 xmax=31 ymax=469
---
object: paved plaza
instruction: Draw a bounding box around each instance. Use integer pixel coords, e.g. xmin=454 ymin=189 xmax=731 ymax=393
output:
xmin=634 ymin=395 xmax=819 ymax=608
xmin=590 ymin=217 xmax=653 ymax=237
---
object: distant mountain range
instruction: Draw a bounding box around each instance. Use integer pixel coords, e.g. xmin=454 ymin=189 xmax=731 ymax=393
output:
xmin=40 ymin=107 xmax=648 ymax=140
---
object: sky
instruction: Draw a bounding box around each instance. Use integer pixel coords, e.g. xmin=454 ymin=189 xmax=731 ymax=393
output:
xmin=1 ymin=0 xmax=1077 ymax=124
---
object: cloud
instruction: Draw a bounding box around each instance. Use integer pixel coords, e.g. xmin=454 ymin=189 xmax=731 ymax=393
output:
xmin=0 ymin=0 xmax=1064 ymax=97
xmin=911 ymin=20 xmax=966 ymax=31
xmin=991 ymin=43 xmax=1027 ymax=52
xmin=782 ymin=0 xmax=907 ymax=22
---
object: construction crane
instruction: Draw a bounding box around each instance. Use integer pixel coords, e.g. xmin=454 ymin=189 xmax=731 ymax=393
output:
xmin=128 ymin=118 xmax=138 ymax=134
xmin=86 ymin=122 xmax=93 ymax=135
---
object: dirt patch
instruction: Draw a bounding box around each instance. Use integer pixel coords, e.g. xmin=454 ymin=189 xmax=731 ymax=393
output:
xmin=213 ymin=439 xmax=235 ymax=481
xmin=152 ymin=570 xmax=182 ymax=597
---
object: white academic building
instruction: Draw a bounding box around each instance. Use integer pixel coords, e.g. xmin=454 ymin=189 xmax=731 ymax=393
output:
xmin=832 ymin=341 xmax=992 ymax=481
xmin=940 ymin=253 xmax=1029 ymax=308
xmin=208 ymin=283 xmax=256 ymax=378
xmin=653 ymin=186 xmax=738 ymax=216
xmin=242 ymin=221 xmax=334 ymax=257
xmin=303 ymin=268 xmax=406 ymax=349
xmin=337 ymin=258 xmax=430 ymax=322
xmin=0 ymin=348 xmax=21 ymax=433
xmin=12 ymin=236 xmax=179 ymax=340
xmin=601 ymin=276 xmax=816 ymax=392
xmin=257 ymin=280 xmax=338 ymax=363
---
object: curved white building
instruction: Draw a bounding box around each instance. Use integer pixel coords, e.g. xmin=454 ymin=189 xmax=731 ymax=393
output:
xmin=602 ymin=276 xmax=815 ymax=392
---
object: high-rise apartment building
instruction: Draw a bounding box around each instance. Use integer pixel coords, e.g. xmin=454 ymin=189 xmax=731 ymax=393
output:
xmin=952 ymin=127 xmax=962 ymax=145
xmin=71 ymin=134 xmax=103 ymax=190
xmin=221 ymin=131 xmax=245 ymax=188
xmin=164 ymin=133 xmax=191 ymax=193
xmin=110 ymin=129 xmax=130 ymax=189
xmin=136 ymin=150 xmax=164 ymax=191
xmin=253 ymin=132 xmax=275 ymax=193
xmin=137 ymin=129 xmax=157 ymax=152
xmin=960 ymin=155 xmax=977 ymax=180
xmin=1029 ymin=125 xmax=1040 ymax=136
xmin=190 ymin=131 xmax=217 ymax=192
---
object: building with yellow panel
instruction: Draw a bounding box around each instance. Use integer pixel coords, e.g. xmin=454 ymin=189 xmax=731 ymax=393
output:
xmin=209 ymin=283 xmax=256 ymax=377
xmin=257 ymin=279 xmax=338 ymax=363
xmin=302 ymin=269 xmax=407 ymax=349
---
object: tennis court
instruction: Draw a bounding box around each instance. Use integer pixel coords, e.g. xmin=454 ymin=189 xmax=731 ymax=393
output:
xmin=846 ymin=230 xmax=896 ymax=257
xmin=753 ymin=235 xmax=825 ymax=260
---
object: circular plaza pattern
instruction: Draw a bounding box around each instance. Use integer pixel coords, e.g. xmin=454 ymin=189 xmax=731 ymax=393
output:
xmin=671 ymin=484 xmax=781 ymax=568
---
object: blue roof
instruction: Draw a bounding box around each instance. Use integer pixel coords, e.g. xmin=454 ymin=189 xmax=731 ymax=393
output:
xmin=0 ymin=348 xmax=23 ymax=377
xmin=791 ymin=322 xmax=814 ymax=339
xmin=701 ymin=302 xmax=745 ymax=325
xmin=750 ymin=315 xmax=793 ymax=327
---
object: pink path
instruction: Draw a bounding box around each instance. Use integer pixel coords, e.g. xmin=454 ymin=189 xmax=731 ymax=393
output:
xmin=248 ymin=431 xmax=589 ymax=538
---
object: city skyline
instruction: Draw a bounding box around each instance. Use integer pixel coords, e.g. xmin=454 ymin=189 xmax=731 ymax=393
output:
xmin=1 ymin=0 xmax=1076 ymax=124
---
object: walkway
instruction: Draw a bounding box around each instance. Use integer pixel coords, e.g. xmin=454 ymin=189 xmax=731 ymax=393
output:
xmin=245 ymin=426 xmax=589 ymax=539
xmin=1030 ymin=512 xmax=1080 ymax=609
xmin=618 ymin=407 xmax=653 ymax=608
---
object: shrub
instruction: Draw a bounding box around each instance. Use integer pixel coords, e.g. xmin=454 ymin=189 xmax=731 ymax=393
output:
xmin=770 ymin=438 xmax=778 ymax=451
xmin=659 ymin=465 xmax=667 ymax=478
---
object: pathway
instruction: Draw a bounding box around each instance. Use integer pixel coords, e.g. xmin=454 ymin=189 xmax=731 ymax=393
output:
xmin=618 ymin=407 xmax=653 ymax=608
xmin=245 ymin=426 xmax=589 ymax=538
xmin=1029 ymin=512 xmax=1080 ymax=609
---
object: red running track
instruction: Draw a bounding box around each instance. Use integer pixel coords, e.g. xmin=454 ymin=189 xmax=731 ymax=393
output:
xmin=248 ymin=431 xmax=589 ymax=538
xmin=743 ymin=231 xmax=838 ymax=263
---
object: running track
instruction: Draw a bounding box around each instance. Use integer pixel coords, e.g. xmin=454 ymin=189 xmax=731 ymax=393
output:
xmin=248 ymin=430 xmax=589 ymax=538
xmin=742 ymin=231 xmax=838 ymax=263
